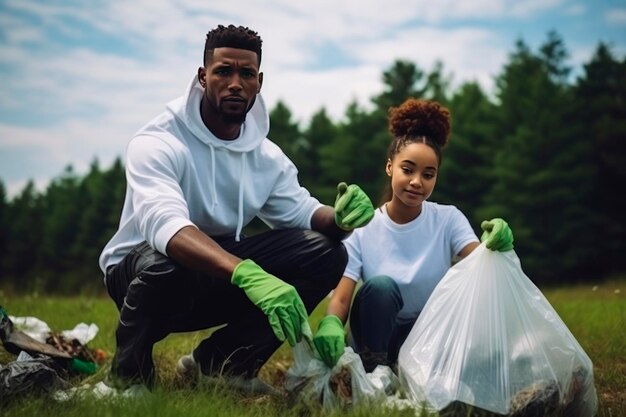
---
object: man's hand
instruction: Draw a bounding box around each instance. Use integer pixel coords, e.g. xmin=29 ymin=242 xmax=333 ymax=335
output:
xmin=480 ymin=218 xmax=514 ymax=252
xmin=231 ymin=259 xmax=311 ymax=346
xmin=334 ymin=182 xmax=374 ymax=231
xmin=313 ymin=315 xmax=345 ymax=368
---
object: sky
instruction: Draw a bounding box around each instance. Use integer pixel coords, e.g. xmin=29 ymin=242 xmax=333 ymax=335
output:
xmin=1 ymin=0 xmax=624 ymax=198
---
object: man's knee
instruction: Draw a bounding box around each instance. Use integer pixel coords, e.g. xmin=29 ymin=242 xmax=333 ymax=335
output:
xmin=300 ymin=229 xmax=348 ymax=278
xmin=123 ymin=257 xmax=194 ymax=314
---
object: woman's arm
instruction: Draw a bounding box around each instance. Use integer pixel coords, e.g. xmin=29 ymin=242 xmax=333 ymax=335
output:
xmin=325 ymin=276 xmax=358 ymax=323
xmin=457 ymin=241 xmax=480 ymax=258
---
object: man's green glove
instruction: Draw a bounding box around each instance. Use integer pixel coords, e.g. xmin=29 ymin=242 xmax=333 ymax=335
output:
xmin=231 ymin=259 xmax=311 ymax=346
xmin=480 ymin=218 xmax=514 ymax=252
xmin=312 ymin=315 xmax=345 ymax=368
xmin=334 ymin=182 xmax=375 ymax=231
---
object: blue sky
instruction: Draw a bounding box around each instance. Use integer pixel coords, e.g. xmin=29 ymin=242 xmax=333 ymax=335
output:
xmin=1 ymin=0 xmax=624 ymax=197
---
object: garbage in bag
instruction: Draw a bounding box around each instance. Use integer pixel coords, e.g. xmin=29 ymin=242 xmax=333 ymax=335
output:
xmin=397 ymin=244 xmax=598 ymax=417
xmin=285 ymin=341 xmax=391 ymax=410
xmin=0 ymin=351 xmax=71 ymax=404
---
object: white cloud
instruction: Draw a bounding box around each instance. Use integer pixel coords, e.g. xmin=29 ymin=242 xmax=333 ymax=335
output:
xmin=262 ymin=65 xmax=383 ymax=124
xmin=605 ymin=9 xmax=626 ymax=24
xmin=349 ymin=27 xmax=507 ymax=94
xmin=565 ymin=4 xmax=586 ymax=16
xmin=509 ymin=0 xmax=565 ymax=18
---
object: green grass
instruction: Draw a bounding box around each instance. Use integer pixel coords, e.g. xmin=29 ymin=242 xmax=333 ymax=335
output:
xmin=0 ymin=278 xmax=624 ymax=416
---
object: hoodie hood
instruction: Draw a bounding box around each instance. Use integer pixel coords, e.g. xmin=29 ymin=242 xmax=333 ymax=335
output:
xmin=166 ymin=75 xmax=269 ymax=152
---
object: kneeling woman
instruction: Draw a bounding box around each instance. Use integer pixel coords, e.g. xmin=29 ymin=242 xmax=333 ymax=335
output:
xmin=313 ymin=98 xmax=514 ymax=371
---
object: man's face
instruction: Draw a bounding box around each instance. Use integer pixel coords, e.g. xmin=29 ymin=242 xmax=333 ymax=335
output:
xmin=199 ymin=47 xmax=263 ymax=124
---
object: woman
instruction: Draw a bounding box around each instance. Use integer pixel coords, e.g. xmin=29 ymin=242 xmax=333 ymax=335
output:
xmin=312 ymin=98 xmax=514 ymax=371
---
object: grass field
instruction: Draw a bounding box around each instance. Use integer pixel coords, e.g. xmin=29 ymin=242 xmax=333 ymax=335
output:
xmin=0 ymin=277 xmax=624 ymax=416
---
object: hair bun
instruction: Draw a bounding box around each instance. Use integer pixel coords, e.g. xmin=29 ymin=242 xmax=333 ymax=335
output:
xmin=388 ymin=98 xmax=451 ymax=147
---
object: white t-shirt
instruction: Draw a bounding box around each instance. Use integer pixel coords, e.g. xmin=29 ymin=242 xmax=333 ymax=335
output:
xmin=343 ymin=201 xmax=478 ymax=322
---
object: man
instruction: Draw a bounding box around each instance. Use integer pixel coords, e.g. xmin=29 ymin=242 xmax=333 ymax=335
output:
xmin=98 ymin=24 xmax=374 ymax=395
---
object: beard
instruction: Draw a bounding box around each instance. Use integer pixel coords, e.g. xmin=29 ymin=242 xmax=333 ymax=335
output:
xmin=217 ymin=95 xmax=257 ymax=125
xmin=220 ymin=109 xmax=247 ymax=124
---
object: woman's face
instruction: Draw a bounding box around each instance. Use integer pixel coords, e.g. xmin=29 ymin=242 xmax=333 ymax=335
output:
xmin=386 ymin=142 xmax=439 ymax=209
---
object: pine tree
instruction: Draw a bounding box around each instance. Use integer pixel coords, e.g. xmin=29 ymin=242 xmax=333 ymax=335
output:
xmin=573 ymin=43 xmax=626 ymax=277
xmin=435 ymin=81 xmax=498 ymax=231
xmin=486 ymin=33 xmax=597 ymax=282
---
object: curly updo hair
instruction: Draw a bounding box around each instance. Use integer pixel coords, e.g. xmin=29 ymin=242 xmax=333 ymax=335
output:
xmin=387 ymin=98 xmax=451 ymax=167
xmin=204 ymin=24 xmax=263 ymax=66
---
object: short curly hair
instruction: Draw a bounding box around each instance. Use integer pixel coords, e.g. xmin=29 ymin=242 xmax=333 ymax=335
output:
xmin=386 ymin=98 xmax=451 ymax=167
xmin=204 ymin=24 xmax=263 ymax=66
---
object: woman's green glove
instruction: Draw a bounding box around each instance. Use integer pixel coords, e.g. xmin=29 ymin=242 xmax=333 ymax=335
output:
xmin=312 ymin=315 xmax=345 ymax=368
xmin=231 ymin=259 xmax=311 ymax=346
xmin=480 ymin=218 xmax=514 ymax=252
xmin=334 ymin=182 xmax=375 ymax=231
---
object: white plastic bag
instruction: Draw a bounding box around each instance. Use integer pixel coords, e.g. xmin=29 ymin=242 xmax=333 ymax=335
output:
xmin=61 ymin=323 xmax=99 ymax=345
xmin=398 ymin=244 xmax=598 ymax=416
xmin=285 ymin=341 xmax=387 ymax=410
xmin=9 ymin=317 xmax=99 ymax=345
xmin=8 ymin=316 xmax=51 ymax=343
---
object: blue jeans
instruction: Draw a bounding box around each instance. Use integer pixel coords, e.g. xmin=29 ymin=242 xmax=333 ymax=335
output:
xmin=349 ymin=275 xmax=417 ymax=372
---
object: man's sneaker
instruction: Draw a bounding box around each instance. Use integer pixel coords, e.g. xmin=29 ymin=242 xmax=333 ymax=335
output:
xmin=176 ymin=354 xmax=201 ymax=385
xmin=175 ymin=354 xmax=281 ymax=396
xmin=91 ymin=380 xmax=150 ymax=399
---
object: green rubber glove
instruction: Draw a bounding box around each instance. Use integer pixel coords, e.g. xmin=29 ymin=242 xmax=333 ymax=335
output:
xmin=231 ymin=259 xmax=311 ymax=346
xmin=480 ymin=218 xmax=514 ymax=252
xmin=334 ymin=182 xmax=375 ymax=231
xmin=312 ymin=315 xmax=345 ymax=368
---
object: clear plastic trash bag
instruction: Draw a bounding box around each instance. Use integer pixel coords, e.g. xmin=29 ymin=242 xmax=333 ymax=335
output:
xmin=285 ymin=341 xmax=390 ymax=410
xmin=398 ymin=244 xmax=598 ymax=416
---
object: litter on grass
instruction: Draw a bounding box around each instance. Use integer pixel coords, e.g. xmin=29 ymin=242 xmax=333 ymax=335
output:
xmin=0 ymin=306 xmax=104 ymax=403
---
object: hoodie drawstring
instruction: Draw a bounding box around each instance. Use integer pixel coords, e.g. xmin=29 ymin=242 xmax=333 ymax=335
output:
xmin=209 ymin=145 xmax=218 ymax=210
xmin=235 ymin=155 xmax=246 ymax=242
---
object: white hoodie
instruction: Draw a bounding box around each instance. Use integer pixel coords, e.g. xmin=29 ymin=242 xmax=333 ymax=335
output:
xmin=99 ymin=76 xmax=322 ymax=273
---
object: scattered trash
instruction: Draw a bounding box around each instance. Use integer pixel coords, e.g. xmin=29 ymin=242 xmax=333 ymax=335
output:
xmin=0 ymin=351 xmax=71 ymax=404
xmin=1 ymin=308 xmax=72 ymax=360
xmin=46 ymin=331 xmax=98 ymax=364
xmin=53 ymin=380 xmax=151 ymax=402
xmin=0 ymin=305 xmax=103 ymax=403
xmin=7 ymin=316 xmax=51 ymax=343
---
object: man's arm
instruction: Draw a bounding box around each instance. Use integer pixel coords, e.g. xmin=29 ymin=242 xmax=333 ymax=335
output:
xmin=166 ymin=226 xmax=241 ymax=279
xmin=311 ymin=206 xmax=349 ymax=242
xmin=166 ymin=225 xmax=311 ymax=346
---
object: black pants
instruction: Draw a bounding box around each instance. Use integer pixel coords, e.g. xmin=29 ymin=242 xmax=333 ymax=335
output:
xmin=105 ymin=229 xmax=346 ymax=386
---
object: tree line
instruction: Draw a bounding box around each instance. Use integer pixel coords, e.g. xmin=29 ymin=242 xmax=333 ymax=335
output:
xmin=0 ymin=32 xmax=624 ymax=294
